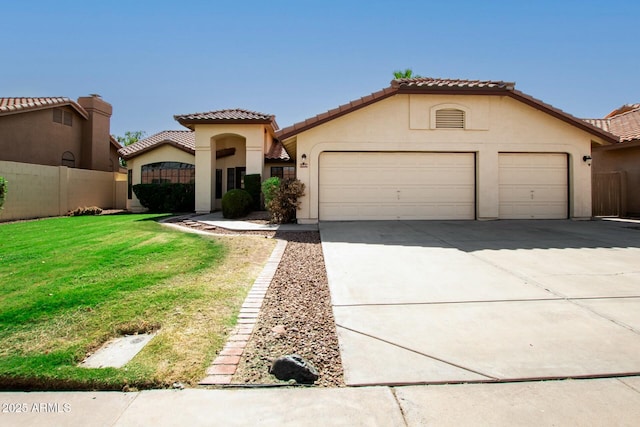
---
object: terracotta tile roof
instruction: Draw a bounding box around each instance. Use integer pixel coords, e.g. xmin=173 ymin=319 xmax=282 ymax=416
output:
xmin=276 ymin=78 xmax=618 ymax=145
xmin=392 ymin=77 xmax=515 ymax=90
xmin=265 ymin=140 xmax=291 ymax=161
xmin=175 ymin=108 xmax=278 ymax=130
xmin=118 ymin=130 xmax=195 ymax=159
xmin=583 ymin=118 xmax=610 ymax=133
xmin=609 ymin=107 xmax=640 ymax=141
xmin=118 ymin=129 xmax=292 ymax=162
xmin=0 ymin=97 xmax=88 ymax=119
xmin=605 ymin=103 xmax=640 ymax=119
xmin=585 ymin=105 xmax=640 ymax=142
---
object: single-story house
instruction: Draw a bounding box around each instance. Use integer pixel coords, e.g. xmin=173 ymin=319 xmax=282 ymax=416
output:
xmin=118 ymin=113 xmax=293 ymax=212
xmin=120 ymin=78 xmax=618 ymax=221
xmin=0 ymin=95 xmax=122 ymax=172
xmin=586 ymin=104 xmax=640 ymax=217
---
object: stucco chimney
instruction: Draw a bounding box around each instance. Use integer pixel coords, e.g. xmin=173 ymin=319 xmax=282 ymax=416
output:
xmin=77 ymin=94 xmax=113 ymax=171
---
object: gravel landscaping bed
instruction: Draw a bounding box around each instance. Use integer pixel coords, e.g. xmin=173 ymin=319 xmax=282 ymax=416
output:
xmin=232 ymin=231 xmax=344 ymax=387
xmin=168 ymin=216 xmax=344 ymax=387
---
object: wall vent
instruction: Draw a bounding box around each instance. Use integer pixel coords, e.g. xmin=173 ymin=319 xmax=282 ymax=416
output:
xmin=435 ymin=109 xmax=465 ymax=129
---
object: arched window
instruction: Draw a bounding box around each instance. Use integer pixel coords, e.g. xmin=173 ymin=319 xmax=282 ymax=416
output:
xmin=61 ymin=151 xmax=75 ymax=167
xmin=141 ymin=162 xmax=195 ymax=184
xmin=435 ymin=108 xmax=465 ymax=129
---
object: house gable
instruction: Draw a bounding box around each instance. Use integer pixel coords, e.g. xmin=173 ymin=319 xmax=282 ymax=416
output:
xmin=281 ymin=78 xmax=609 ymax=222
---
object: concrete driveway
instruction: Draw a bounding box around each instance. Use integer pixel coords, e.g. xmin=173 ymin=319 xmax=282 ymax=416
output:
xmin=319 ymin=220 xmax=640 ymax=386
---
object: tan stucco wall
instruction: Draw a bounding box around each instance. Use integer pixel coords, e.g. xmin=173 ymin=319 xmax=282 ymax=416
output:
xmin=593 ymin=143 xmax=640 ymax=216
xmin=0 ymin=109 xmax=84 ymax=167
xmin=0 ymin=160 xmax=125 ymax=221
xmin=192 ymin=124 xmax=269 ymax=213
xmin=290 ymin=94 xmax=605 ymax=223
xmin=126 ymin=145 xmax=195 ymax=212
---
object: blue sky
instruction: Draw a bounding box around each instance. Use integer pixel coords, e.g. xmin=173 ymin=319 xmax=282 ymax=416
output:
xmin=2 ymin=0 xmax=639 ymax=139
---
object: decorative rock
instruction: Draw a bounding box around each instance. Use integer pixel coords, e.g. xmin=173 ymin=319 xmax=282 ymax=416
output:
xmin=271 ymin=325 xmax=286 ymax=338
xmin=269 ymin=354 xmax=319 ymax=384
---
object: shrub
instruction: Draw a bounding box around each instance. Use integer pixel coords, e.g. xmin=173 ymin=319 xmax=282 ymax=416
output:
xmin=132 ymin=183 xmax=195 ymax=212
xmin=221 ymin=189 xmax=253 ymax=219
xmin=266 ymin=178 xmax=305 ymax=224
xmin=0 ymin=176 xmax=7 ymax=210
xmin=68 ymin=206 xmax=103 ymax=216
xmin=261 ymin=177 xmax=280 ymax=207
xmin=244 ymin=174 xmax=262 ymax=210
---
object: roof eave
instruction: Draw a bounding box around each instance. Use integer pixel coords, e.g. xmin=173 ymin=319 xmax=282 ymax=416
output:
xmin=119 ymin=140 xmax=195 ymax=160
xmin=174 ymin=117 xmax=278 ymax=131
xmin=593 ymin=138 xmax=640 ymax=151
xmin=0 ymin=100 xmax=89 ymax=120
xmin=507 ymin=90 xmax=619 ymax=144
xmin=275 ymin=87 xmax=399 ymax=141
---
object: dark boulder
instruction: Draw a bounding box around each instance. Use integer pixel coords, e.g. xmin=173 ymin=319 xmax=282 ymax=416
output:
xmin=269 ymin=354 xmax=319 ymax=384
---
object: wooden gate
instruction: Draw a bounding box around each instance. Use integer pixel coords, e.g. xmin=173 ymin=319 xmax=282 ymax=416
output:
xmin=592 ymin=172 xmax=626 ymax=217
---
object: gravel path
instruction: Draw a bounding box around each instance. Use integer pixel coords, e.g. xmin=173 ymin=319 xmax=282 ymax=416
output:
xmin=169 ymin=217 xmax=344 ymax=387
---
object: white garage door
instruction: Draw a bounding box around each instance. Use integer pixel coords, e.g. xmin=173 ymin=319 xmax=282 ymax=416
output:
xmin=498 ymin=153 xmax=568 ymax=219
xmin=319 ymin=152 xmax=475 ymax=221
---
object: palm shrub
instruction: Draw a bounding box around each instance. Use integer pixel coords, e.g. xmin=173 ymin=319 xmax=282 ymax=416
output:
xmin=221 ymin=189 xmax=253 ymax=219
xmin=266 ymin=178 xmax=305 ymax=224
xmin=0 ymin=176 xmax=7 ymax=211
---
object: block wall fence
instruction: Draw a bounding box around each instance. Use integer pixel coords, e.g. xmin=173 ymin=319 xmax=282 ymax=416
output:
xmin=0 ymin=160 xmax=127 ymax=221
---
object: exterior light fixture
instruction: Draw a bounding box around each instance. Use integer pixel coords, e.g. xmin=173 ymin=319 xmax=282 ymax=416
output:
xmin=583 ymin=155 xmax=592 ymax=166
xmin=300 ymin=154 xmax=308 ymax=168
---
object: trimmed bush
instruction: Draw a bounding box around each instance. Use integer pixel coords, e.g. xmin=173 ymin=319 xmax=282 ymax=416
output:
xmin=261 ymin=177 xmax=280 ymax=207
xmin=221 ymin=189 xmax=253 ymax=219
xmin=68 ymin=206 xmax=103 ymax=216
xmin=266 ymin=178 xmax=305 ymax=224
xmin=0 ymin=176 xmax=6 ymax=211
xmin=244 ymin=174 xmax=262 ymax=210
xmin=132 ymin=183 xmax=195 ymax=212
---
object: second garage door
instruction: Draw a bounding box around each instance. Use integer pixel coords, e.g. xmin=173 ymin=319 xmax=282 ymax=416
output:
xmin=319 ymin=152 xmax=475 ymax=220
xmin=498 ymin=153 xmax=568 ymax=219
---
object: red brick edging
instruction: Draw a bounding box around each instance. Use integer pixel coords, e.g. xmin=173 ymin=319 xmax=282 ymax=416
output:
xmin=199 ymin=239 xmax=287 ymax=385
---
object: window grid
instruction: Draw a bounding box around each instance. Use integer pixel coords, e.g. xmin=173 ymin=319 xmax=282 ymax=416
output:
xmin=141 ymin=162 xmax=195 ymax=184
xmin=270 ymin=166 xmax=296 ymax=180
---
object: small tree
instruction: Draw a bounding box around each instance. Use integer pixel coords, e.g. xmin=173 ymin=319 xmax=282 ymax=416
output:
xmin=114 ymin=130 xmax=146 ymax=167
xmin=266 ymin=178 xmax=305 ymax=224
xmin=0 ymin=176 xmax=7 ymax=211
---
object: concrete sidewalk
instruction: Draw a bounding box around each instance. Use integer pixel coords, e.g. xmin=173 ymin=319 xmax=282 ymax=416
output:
xmin=3 ymin=378 xmax=640 ymax=426
xmin=191 ymin=212 xmax=318 ymax=231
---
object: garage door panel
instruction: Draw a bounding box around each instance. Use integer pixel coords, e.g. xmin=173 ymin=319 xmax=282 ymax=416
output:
xmin=319 ymin=152 xmax=475 ymax=221
xmin=499 ymin=153 xmax=568 ymax=220
xmin=321 ymin=186 xmax=398 ymax=203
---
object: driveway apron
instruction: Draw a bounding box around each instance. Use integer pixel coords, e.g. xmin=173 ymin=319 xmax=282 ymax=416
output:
xmin=320 ymin=220 xmax=640 ymax=386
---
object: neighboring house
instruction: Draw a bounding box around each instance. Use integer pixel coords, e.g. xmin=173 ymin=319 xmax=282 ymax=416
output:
xmin=0 ymin=95 xmax=121 ymax=172
xmin=121 ymin=78 xmax=616 ymax=220
xmin=118 ymin=117 xmax=293 ymax=212
xmin=586 ymin=104 xmax=640 ymax=217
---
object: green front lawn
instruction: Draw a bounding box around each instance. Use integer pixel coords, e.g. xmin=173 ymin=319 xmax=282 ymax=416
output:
xmin=0 ymin=214 xmax=274 ymax=390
